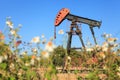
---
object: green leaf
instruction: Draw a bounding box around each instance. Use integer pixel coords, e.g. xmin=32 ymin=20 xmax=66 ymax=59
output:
xmin=9 ymin=76 xmax=15 ymax=80
xmin=0 ymin=63 xmax=7 ymax=70
xmin=22 ymin=66 xmax=29 ymax=71
xmin=86 ymin=71 xmax=99 ymax=80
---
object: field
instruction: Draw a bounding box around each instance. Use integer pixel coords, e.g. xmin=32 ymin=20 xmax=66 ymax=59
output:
xmin=0 ymin=17 xmax=120 ymax=80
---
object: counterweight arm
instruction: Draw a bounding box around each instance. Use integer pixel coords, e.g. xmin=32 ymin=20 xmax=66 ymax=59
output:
xmin=66 ymin=14 xmax=101 ymax=28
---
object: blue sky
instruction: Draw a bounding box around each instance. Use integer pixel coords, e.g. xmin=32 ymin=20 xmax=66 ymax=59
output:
xmin=0 ymin=0 xmax=120 ymax=47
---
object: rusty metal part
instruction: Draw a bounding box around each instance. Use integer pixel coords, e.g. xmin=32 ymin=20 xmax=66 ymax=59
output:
xmin=54 ymin=8 xmax=70 ymax=26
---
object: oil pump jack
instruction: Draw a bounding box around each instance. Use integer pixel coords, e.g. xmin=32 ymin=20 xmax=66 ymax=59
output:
xmin=54 ymin=8 xmax=101 ymax=56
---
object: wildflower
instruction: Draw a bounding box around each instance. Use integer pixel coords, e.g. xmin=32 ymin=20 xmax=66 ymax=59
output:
xmin=45 ymin=41 xmax=56 ymax=52
xmin=102 ymin=42 xmax=108 ymax=52
xmin=41 ymin=51 xmax=49 ymax=58
xmin=103 ymin=65 xmax=107 ymax=70
xmin=118 ymin=67 xmax=120 ymax=71
xmin=58 ymin=29 xmax=64 ymax=34
xmin=102 ymin=46 xmax=108 ymax=52
xmin=0 ymin=35 xmax=5 ymax=40
xmin=9 ymin=63 xmax=15 ymax=69
xmin=25 ymin=62 xmax=30 ymax=66
xmin=67 ymin=56 xmax=71 ymax=63
xmin=31 ymin=55 xmax=36 ymax=60
xmin=17 ymin=35 xmax=22 ymax=39
xmin=113 ymin=43 xmax=118 ymax=47
xmin=41 ymin=34 xmax=45 ymax=38
xmin=21 ymin=51 xmax=27 ymax=55
xmin=112 ymin=51 xmax=116 ymax=55
xmin=18 ymin=24 xmax=22 ymax=28
xmin=50 ymin=37 xmax=54 ymax=41
xmin=95 ymin=44 xmax=100 ymax=48
xmin=16 ymin=58 xmax=21 ymax=62
xmin=0 ymin=56 xmax=3 ymax=63
xmin=95 ymin=45 xmax=101 ymax=51
xmin=10 ymin=30 xmax=16 ymax=35
xmin=42 ymin=38 xmax=46 ymax=44
xmin=30 ymin=59 xmax=34 ymax=65
xmin=86 ymin=41 xmax=92 ymax=47
xmin=3 ymin=55 xmax=8 ymax=60
xmin=107 ymin=37 xmax=117 ymax=43
xmin=102 ymin=33 xmax=111 ymax=38
xmin=102 ymin=42 xmax=108 ymax=47
xmin=117 ymin=72 xmax=120 ymax=77
xmin=15 ymin=40 xmax=22 ymax=47
xmin=31 ymin=36 xmax=40 ymax=43
xmin=36 ymin=57 xmax=40 ymax=61
xmin=0 ymin=31 xmax=5 ymax=40
xmin=18 ymin=69 xmax=23 ymax=76
xmin=99 ymin=74 xmax=107 ymax=80
xmin=18 ymin=72 xmax=22 ymax=76
xmin=6 ymin=20 xmax=13 ymax=28
xmin=67 ymin=56 xmax=71 ymax=60
xmin=99 ymin=52 xmax=106 ymax=59
xmin=32 ymin=48 xmax=37 ymax=54
xmin=86 ymin=47 xmax=94 ymax=52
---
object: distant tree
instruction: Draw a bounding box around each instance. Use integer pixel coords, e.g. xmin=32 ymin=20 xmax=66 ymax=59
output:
xmin=51 ymin=46 xmax=66 ymax=66
xmin=69 ymin=49 xmax=83 ymax=67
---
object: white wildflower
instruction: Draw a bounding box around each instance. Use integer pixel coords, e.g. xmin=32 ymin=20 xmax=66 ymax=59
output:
xmin=86 ymin=48 xmax=94 ymax=52
xmin=102 ymin=46 xmax=108 ymax=52
xmin=18 ymin=24 xmax=22 ymax=28
xmin=102 ymin=33 xmax=111 ymax=38
xmin=6 ymin=21 xmax=13 ymax=28
xmin=10 ymin=63 xmax=15 ymax=69
xmin=17 ymin=69 xmax=23 ymax=76
xmin=102 ymin=42 xmax=108 ymax=48
xmin=107 ymin=38 xmax=117 ymax=43
xmin=31 ymin=36 xmax=40 ymax=43
xmin=32 ymin=48 xmax=37 ymax=54
xmin=16 ymin=58 xmax=21 ymax=62
xmin=50 ymin=37 xmax=54 ymax=41
xmin=3 ymin=55 xmax=8 ymax=60
xmin=30 ymin=59 xmax=34 ymax=65
xmin=25 ymin=62 xmax=30 ymax=66
xmin=117 ymin=72 xmax=120 ymax=77
xmin=58 ymin=29 xmax=64 ymax=34
xmin=118 ymin=67 xmax=120 ymax=72
xmin=21 ymin=51 xmax=27 ymax=55
xmin=0 ymin=56 xmax=3 ymax=63
xmin=42 ymin=38 xmax=46 ymax=44
xmin=86 ymin=41 xmax=92 ymax=47
xmin=36 ymin=57 xmax=40 ymax=61
xmin=10 ymin=30 xmax=16 ymax=35
xmin=41 ymin=34 xmax=45 ymax=38
xmin=113 ymin=43 xmax=118 ymax=47
xmin=18 ymin=70 xmax=22 ymax=76
xmin=68 ymin=56 xmax=71 ymax=60
xmin=41 ymin=51 xmax=49 ymax=58
xmin=95 ymin=45 xmax=101 ymax=51
xmin=45 ymin=41 xmax=56 ymax=52
xmin=99 ymin=52 xmax=106 ymax=59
